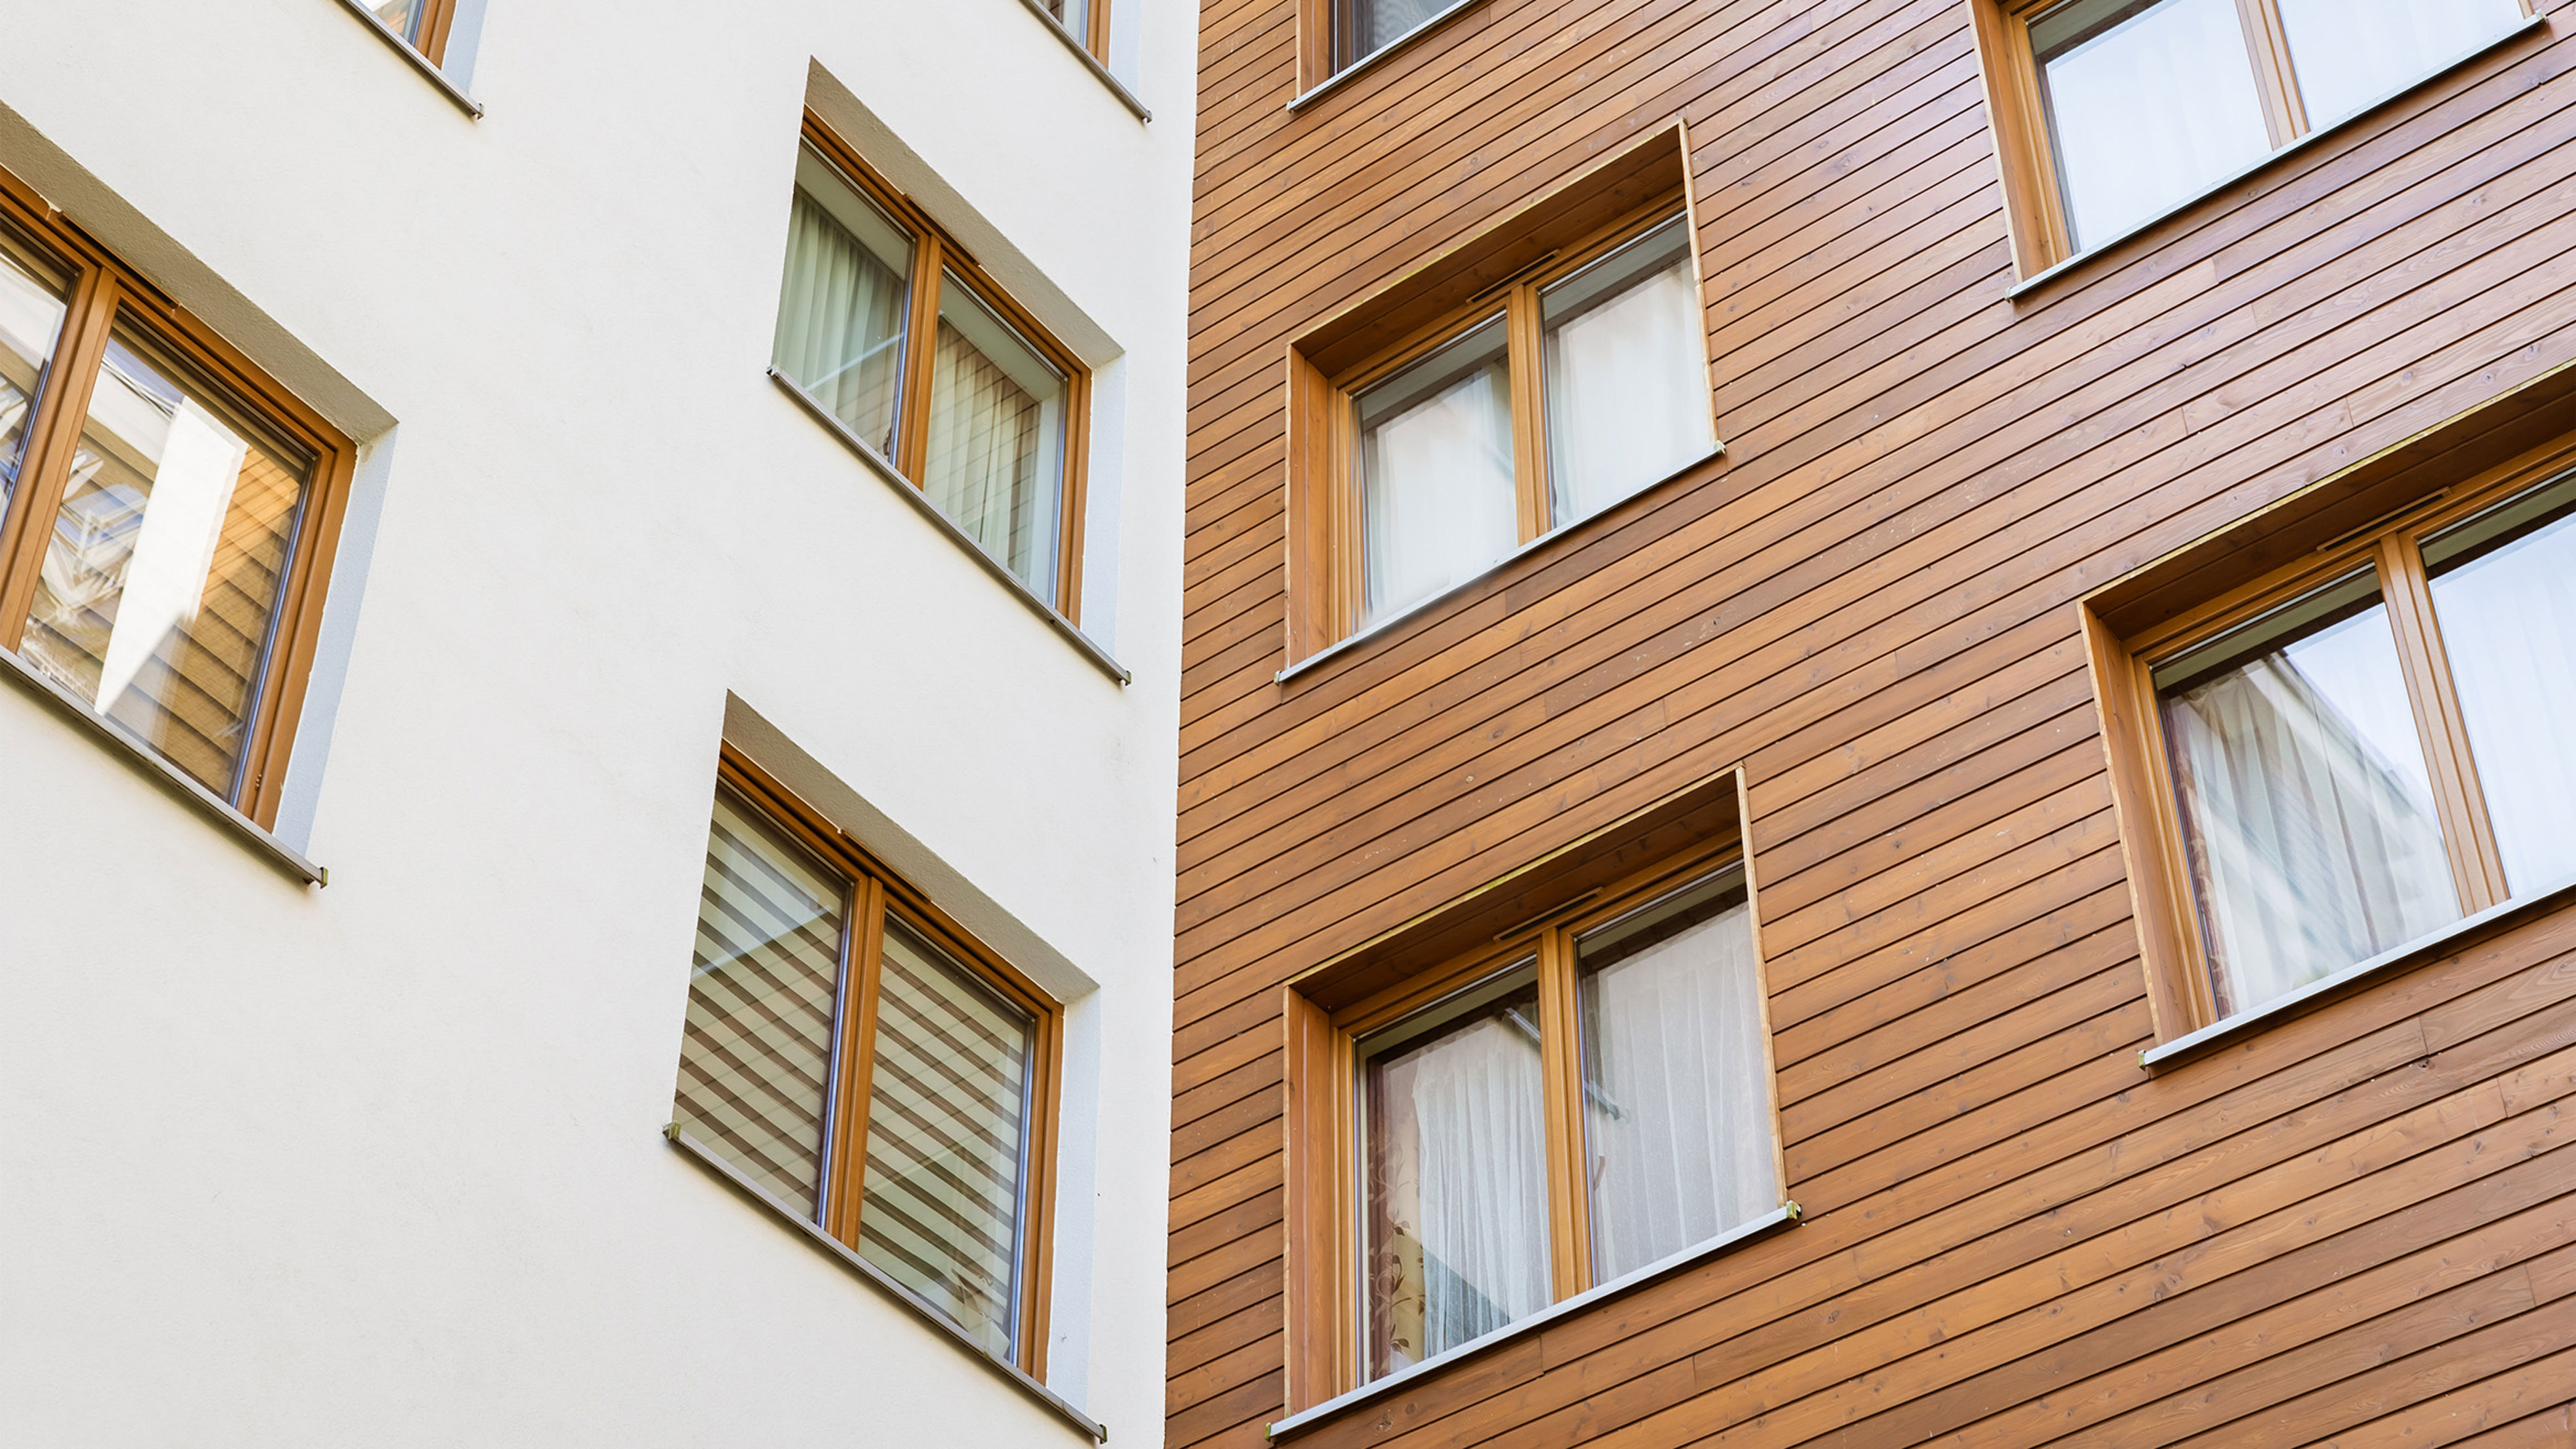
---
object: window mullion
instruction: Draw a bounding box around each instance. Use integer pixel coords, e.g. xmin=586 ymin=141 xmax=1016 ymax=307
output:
xmin=894 ymin=235 xmax=943 ymax=480
xmin=1534 ymin=926 xmax=1590 ymax=1299
xmin=2375 ymin=536 xmax=2511 ymax=912
xmin=824 ymin=875 xmax=891 ymax=1248
xmin=0 ymin=267 xmax=117 ymax=651
xmin=1508 ymin=281 xmax=1550 ymax=543
xmin=2235 ymin=0 xmax=2309 ymax=145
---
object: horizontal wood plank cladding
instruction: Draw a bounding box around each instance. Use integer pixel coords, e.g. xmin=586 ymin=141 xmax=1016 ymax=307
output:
xmin=1172 ymin=0 xmax=2576 ymax=1444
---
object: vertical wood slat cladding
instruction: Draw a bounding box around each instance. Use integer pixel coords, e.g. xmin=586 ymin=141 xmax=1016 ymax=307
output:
xmin=1174 ymin=0 xmax=2576 ymax=1446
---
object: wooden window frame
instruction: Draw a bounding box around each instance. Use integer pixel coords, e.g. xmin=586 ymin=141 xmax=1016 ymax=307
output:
xmin=1969 ymin=0 xmax=2541 ymax=277
xmin=1281 ymin=828 xmax=1789 ymax=1407
xmin=793 ymin=116 xmax=1093 ymax=621
xmin=1283 ymin=128 xmax=1718 ymax=662
xmin=711 ymin=747 xmax=1066 ymax=1373
xmin=0 ymin=164 xmax=356 ymax=829
xmin=403 ymin=0 xmax=460 ymax=65
xmin=1046 ymin=0 xmax=1115 ymax=60
xmin=2083 ymin=441 xmax=2576 ymax=1044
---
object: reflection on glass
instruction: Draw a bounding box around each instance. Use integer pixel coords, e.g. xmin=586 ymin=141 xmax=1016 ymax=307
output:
xmin=1046 ymin=0 xmax=1092 ymax=39
xmin=20 ymin=330 xmax=313 ymax=801
xmin=673 ymin=792 xmax=851 ymax=1221
xmin=773 ymin=150 xmax=916 ymax=459
xmin=858 ymin=918 xmax=1038 ymax=1361
xmin=1542 ymin=216 xmax=1713 ymax=526
xmin=1337 ymin=0 xmax=1454 ymax=69
xmin=924 ymin=276 xmax=1068 ymax=600
xmin=1357 ymin=315 xmax=1516 ymax=628
xmin=0 ymin=239 xmax=67 ymax=505
xmin=1576 ymin=869 xmax=1778 ymax=1282
xmin=2156 ymin=571 xmax=2459 ymax=1017
xmin=1359 ymin=962 xmax=1549 ymax=1381
xmin=2033 ymin=0 xmax=2271 ymax=251
xmin=2275 ymin=0 xmax=2522 ymax=129
xmin=2426 ymin=480 xmax=2576 ymax=895
xmin=372 ymin=0 xmax=426 ymax=43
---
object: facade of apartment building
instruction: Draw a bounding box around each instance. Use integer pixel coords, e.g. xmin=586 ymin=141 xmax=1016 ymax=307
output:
xmin=1172 ymin=3 xmax=2576 ymax=1449
xmin=0 ymin=1 xmax=1192 ymax=1444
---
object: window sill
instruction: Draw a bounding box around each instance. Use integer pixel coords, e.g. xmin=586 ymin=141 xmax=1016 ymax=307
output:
xmin=326 ymin=0 xmax=484 ymax=118
xmin=1277 ymin=442 xmax=1724 ymax=685
xmin=0 ymin=643 xmax=326 ymax=887
xmin=2139 ymin=869 xmax=2576 ymax=1070
xmin=767 ymin=370 xmax=1130 ymax=686
xmin=1009 ymin=0 xmax=1151 ymax=122
xmin=664 ymin=1128 xmax=1106 ymax=1442
xmin=2007 ymin=10 xmax=2545 ymax=301
xmin=1285 ymin=0 xmax=1491 ymax=112
xmin=1265 ymin=1201 xmax=1799 ymax=1441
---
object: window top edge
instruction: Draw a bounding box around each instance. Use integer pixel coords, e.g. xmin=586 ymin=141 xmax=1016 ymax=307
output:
xmin=1265 ymin=1203 xmax=1800 ymax=1441
xmin=663 ymin=1129 xmax=1106 ymax=1441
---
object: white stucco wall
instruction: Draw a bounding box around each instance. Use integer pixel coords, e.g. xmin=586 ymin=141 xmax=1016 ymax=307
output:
xmin=0 ymin=1 xmax=1193 ymax=1443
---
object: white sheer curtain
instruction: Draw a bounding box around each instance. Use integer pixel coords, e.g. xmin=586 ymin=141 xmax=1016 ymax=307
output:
xmin=1580 ymin=892 xmax=1778 ymax=1282
xmin=1359 ymin=321 xmax=1517 ymax=626
xmin=923 ymin=285 xmax=1066 ymax=598
xmin=1363 ymin=1000 xmax=1550 ymax=1379
xmin=2036 ymin=0 xmax=2271 ymax=250
xmin=2275 ymin=0 xmax=2524 ymax=129
xmin=2429 ymin=508 xmax=2576 ymax=894
xmin=2161 ymin=605 xmax=2459 ymax=1017
xmin=1543 ymin=219 xmax=1714 ymax=526
xmin=773 ymin=187 xmax=910 ymax=457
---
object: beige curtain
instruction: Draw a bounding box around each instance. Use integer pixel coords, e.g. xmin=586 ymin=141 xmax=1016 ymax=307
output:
xmin=922 ymin=318 xmax=1058 ymax=594
xmin=773 ymin=189 xmax=909 ymax=457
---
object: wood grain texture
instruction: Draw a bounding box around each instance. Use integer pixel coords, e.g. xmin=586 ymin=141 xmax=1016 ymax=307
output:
xmin=1170 ymin=0 xmax=2576 ymax=1445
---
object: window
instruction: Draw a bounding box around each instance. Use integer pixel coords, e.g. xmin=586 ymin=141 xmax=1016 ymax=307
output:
xmin=2092 ymin=459 xmax=2576 ymax=1036
xmin=1042 ymin=0 xmax=1113 ymax=60
xmin=1287 ymin=838 xmax=1785 ymax=1395
xmin=671 ymin=755 xmax=1062 ymax=1367
xmin=771 ymin=122 xmax=1089 ymax=616
xmin=367 ymin=0 xmax=457 ymax=62
xmin=0 ymin=167 xmax=354 ymax=827
xmin=1333 ymin=0 xmax=1455 ymax=73
xmin=1293 ymin=206 xmax=1717 ymax=651
xmin=1974 ymin=0 xmax=2531 ymax=271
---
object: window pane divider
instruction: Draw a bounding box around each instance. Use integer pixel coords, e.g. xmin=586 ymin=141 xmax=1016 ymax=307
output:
xmin=323 ymin=0 xmax=484 ymax=118
xmin=2374 ymin=536 xmax=2510 ymax=911
xmin=0 ymin=641 xmax=326 ymax=887
xmin=766 ymin=368 xmax=1130 ymax=685
xmin=662 ymin=1127 xmax=1106 ymax=1442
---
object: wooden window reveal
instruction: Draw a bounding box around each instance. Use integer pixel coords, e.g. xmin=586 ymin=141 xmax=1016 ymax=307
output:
xmin=1281 ymin=834 xmax=1789 ymax=1405
xmin=1971 ymin=0 xmax=2535 ymax=276
xmin=2087 ymin=440 xmax=2576 ymax=1042
xmin=675 ymin=749 xmax=1066 ymax=1371
xmin=1283 ymin=144 xmax=1720 ymax=661
xmin=775 ymin=116 xmax=1093 ymax=619
xmin=0 ymin=164 xmax=356 ymax=827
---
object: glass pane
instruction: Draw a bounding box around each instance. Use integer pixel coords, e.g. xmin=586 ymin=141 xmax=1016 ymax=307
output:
xmin=1358 ymin=961 xmax=1549 ymax=1381
xmin=773 ymin=150 xmax=915 ymax=459
xmin=1542 ymin=216 xmax=1714 ymax=527
xmin=923 ymin=276 xmax=1068 ymax=600
xmin=2033 ymin=0 xmax=2273 ymax=252
xmin=1047 ymin=0 xmax=1091 ymax=39
xmin=1576 ymin=869 xmax=1778 ymax=1282
xmin=21 ymin=328 xmax=313 ymax=801
xmin=2425 ymin=479 xmax=2576 ymax=895
xmin=2154 ymin=571 xmax=2460 ymax=1018
xmin=371 ymin=0 xmax=425 ymax=43
xmin=1339 ymin=0 xmax=1452 ymax=69
xmin=1356 ymin=315 xmax=1516 ymax=628
xmin=2276 ymin=0 xmax=2523 ymax=129
xmin=0 ymin=237 xmax=68 ymax=505
xmin=858 ymin=918 xmax=1038 ymax=1361
xmin=673 ymin=792 xmax=851 ymax=1221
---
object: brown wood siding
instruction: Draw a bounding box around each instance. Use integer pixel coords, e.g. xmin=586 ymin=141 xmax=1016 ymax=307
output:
xmin=1174 ymin=1 xmax=2576 ymax=1447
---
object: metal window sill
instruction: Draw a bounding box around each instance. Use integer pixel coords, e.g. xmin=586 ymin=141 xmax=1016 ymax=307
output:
xmin=326 ymin=0 xmax=484 ymax=118
xmin=0 ymin=643 xmax=326 ymax=887
xmin=1010 ymin=0 xmax=1150 ymax=122
xmin=767 ymin=370 xmax=1130 ymax=686
xmin=1264 ymin=1201 xmax=1799 ymax=1441
xmin=2007 ymin=11 xmax=2545 ymax=301
xmin=1276 ymin=442 xmax=1724 ymax=685
xmin=1285 ymin=0 xmax=1491 ymax=112
xmin=664 ymin=1129 xmax=1106 ymax=1440
xmin=2139 ymin=870 xmax=2576 ymax=1070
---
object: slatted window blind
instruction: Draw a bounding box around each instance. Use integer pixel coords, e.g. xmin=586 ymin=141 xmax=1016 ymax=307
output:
xmin=671 ymin=772 xmax=1057 ymax=1365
